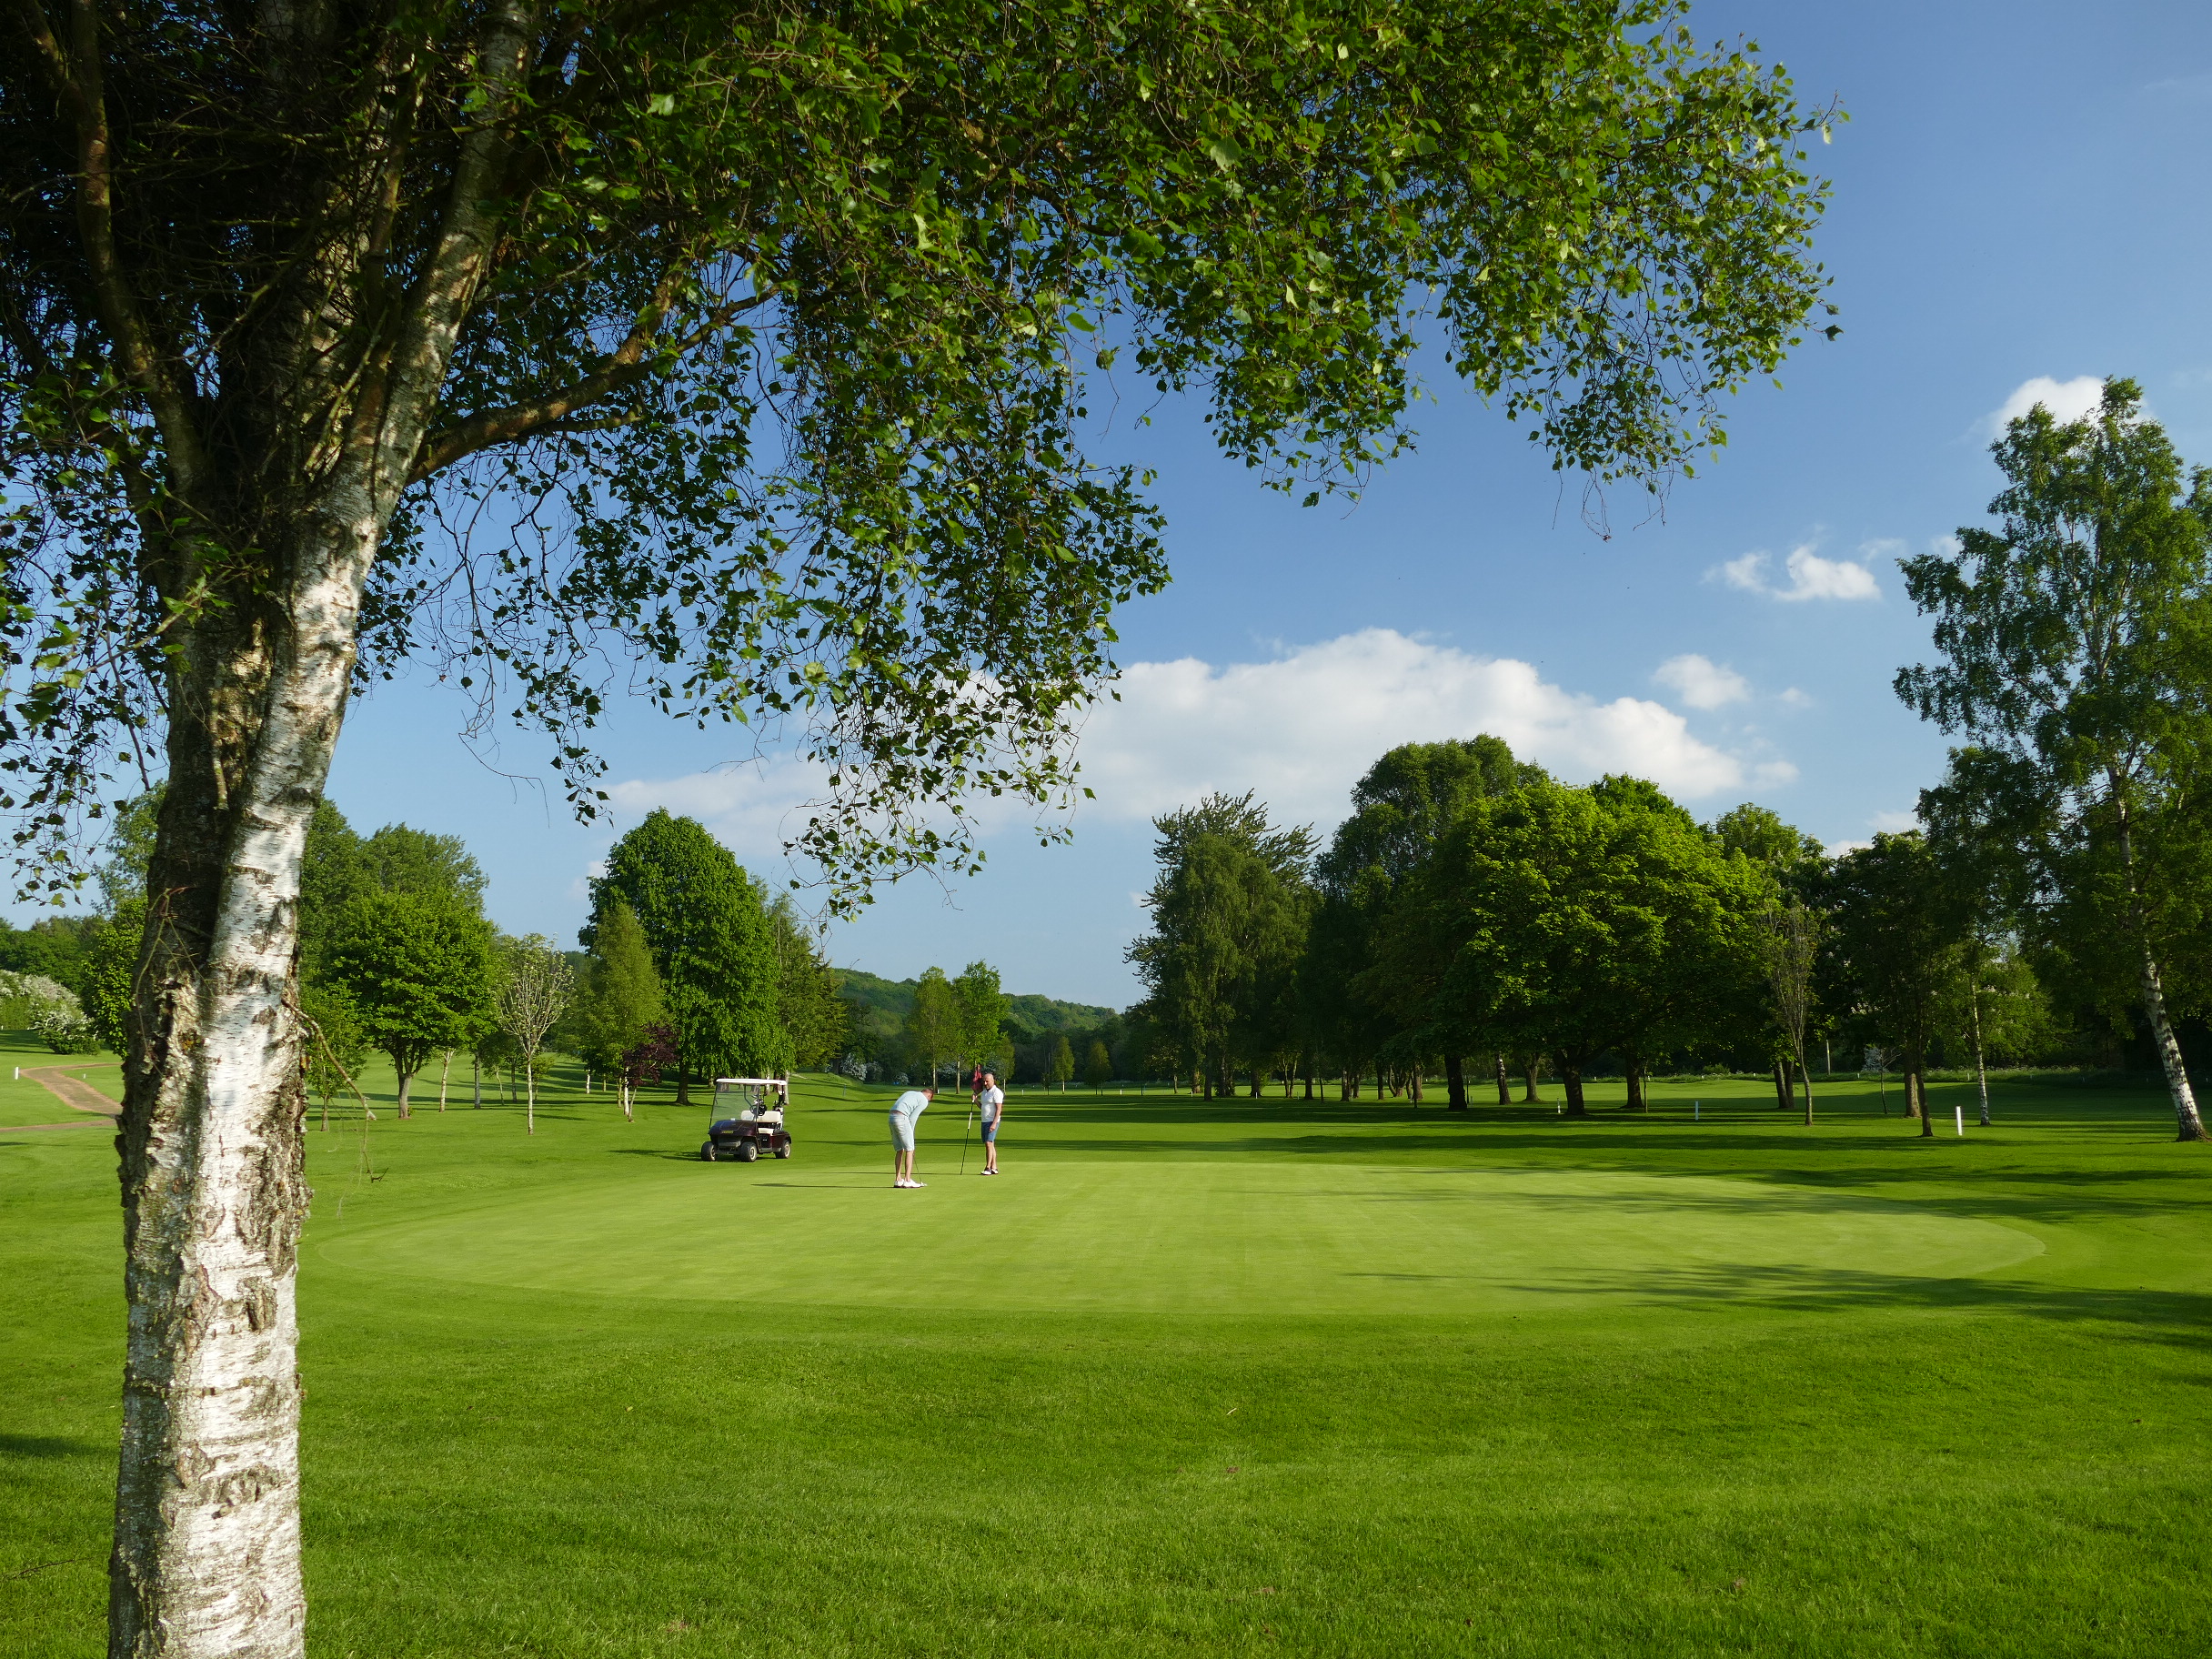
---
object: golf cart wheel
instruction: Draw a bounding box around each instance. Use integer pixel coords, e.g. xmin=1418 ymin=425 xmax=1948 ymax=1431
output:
xmin=738 ymin=1141 xmax=760 ymax=1162
xmin=773 ymin=1141 xmax=791 ymax=1159
xmin=700 ymin=1142 xmax=716 ymax=1161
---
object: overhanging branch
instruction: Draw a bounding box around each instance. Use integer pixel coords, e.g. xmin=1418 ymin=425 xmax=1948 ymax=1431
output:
xmin=409 ymin=278 xmax=770 ymax=482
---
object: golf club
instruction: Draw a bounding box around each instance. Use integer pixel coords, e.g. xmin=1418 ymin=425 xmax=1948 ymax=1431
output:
xmin=960 ymin=1105 xmax=976 ymax=1174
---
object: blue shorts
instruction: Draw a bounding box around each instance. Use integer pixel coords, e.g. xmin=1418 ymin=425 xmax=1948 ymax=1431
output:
xmin=980 ymin=1121 xmax=999 ymax=1142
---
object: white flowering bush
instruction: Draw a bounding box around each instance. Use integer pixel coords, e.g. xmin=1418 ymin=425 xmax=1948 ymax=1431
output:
xmin=0 ymin=971 xmax=93 ymax=1050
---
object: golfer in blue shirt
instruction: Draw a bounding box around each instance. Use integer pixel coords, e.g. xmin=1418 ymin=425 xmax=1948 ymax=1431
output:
xmin=890 ymin=1086 xmax=932 ymax=1188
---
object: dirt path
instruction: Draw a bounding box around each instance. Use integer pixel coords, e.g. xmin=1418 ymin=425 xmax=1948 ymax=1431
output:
xmin=20 ymin=1062 xmax=122 ymax=1119
xmin=1 ymin=1119 xmax=110 ymax=1133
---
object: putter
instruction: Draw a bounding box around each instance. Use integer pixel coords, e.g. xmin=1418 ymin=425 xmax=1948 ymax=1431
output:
xmin=960 ymin=1106 xmax=976 ymax=1174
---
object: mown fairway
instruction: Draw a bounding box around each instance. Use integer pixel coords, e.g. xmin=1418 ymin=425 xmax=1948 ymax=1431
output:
xmin=5 ymin=1056 xmax=2208 ymax=1656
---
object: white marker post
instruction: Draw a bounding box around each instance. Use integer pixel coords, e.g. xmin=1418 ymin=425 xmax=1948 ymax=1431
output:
xmin=1956 ymin=1104 xmax=1965 ymax=1137
xmin=1694 ymin=1101 xmax=1701 ymax=1121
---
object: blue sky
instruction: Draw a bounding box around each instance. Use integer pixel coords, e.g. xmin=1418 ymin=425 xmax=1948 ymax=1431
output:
xmin=314 ymin=0 xmax=2212 ymax=1008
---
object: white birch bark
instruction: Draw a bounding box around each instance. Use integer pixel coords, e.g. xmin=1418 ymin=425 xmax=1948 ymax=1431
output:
xmin=2116 ymin=817 xmax=2208 ymax=1141
xmin=2137 ymin=944 xmax=2207 ymax=1141
xmin=110 ymin=498 xmax=377 ymax=1659
xmin=1970 ymin=976 xmax=1991 ymax=1128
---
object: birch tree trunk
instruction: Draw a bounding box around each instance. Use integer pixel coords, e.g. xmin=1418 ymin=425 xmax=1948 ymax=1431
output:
xmin=2117 ymin=819 xmax=2209 ymax=1141
xmin=2137 ymin=944 xmax=2207 ymax=1140
xmin=112 ymin=507 xmax=381 ymax=1659
xmin=1494 ymin=1055 xmax=1512 ymax=1104
xmin=1971 ymin=983 xmax=1991 ymax=1128
xmin=103 ymin=8 xmax=539 ymax=1644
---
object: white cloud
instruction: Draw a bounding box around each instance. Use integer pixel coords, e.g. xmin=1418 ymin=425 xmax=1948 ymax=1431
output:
xmin=1066 ymin=630 xmax=1788 ymax=823
xmin=1714 ymin=552 xmax=1767 ymax=593
xmin=606 ymin=754 xmax=830 ymax=865
xmin=1779 ymin=687 xmax=1813 ymax=709
xmin=1712 ymin=543 xmax=1880 ymax=603
xmin=1825 ymin=839 xmax=1872 ymax=859
xmin=1653 ymin=653 xmax=1751 ymax=710
xmin=1985 ymin=375 xmax=2104 ymax=436
xmin=607 ymin=630 xmax=1799 ymax=859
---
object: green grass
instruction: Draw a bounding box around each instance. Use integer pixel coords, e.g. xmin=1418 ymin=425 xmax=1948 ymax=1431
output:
xmin=5 ymin=1061 xmax=2208 ymax=1655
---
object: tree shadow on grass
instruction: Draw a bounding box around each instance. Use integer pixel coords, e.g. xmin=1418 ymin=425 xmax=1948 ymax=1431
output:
xmin=1504 ymin=1264 xmax=2212 ymax=1348
xmin=977 ymin=1134 xmax=2206 ymax=1230
xmin=0 ymin=1433 xmax=103 ymax=1460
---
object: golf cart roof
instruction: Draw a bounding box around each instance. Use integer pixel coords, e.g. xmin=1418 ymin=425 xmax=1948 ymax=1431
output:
xmin=713 ymin=1077 xmax=785 ymax=1087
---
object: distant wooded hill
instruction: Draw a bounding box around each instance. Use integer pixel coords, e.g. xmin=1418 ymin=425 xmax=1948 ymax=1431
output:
xmin=835 ymin=968 xmax=1115 ymax=1031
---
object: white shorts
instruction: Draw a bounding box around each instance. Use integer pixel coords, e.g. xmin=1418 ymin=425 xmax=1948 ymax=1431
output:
xmin=888 ymin=1110 xmax=916 ymax=1151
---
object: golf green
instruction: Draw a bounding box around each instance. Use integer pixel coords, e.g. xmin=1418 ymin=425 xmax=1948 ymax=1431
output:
xmin=319 ymin=1159 xmax=2046 ymax=1313
xmin=7 ymin=1065 xmax=2209 ymax=1658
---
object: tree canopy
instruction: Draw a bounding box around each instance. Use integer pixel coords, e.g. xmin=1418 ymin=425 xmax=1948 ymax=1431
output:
xmin=324 ymin=890 xmax=496 ymax=1115
xmin=593 ymin=810 xmax=784 ymax=1092
xmin=1384 ymin=777 xmax=1762 ymax=1114
xmin=1 ymin=1 xmax=1835 ymax=900
xmin=1130 ymin=793 xmax=1315 ymax=1095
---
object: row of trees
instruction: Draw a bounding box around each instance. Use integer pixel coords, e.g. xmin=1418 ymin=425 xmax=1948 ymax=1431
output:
xmin=835 ymin=966 xmax=1125 ymax=1087
xmin=1126 ymin=757 xmax=2084 ymax=1129
xmin=75 ymin=801 xmax=845 ymax=1128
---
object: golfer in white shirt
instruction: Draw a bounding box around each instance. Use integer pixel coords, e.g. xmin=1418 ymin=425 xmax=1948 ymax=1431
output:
xmin=976 ymin=1072 xmax=1005 ymax=1175
xmin=890 ymin=1086 xmax=932 ymax=1187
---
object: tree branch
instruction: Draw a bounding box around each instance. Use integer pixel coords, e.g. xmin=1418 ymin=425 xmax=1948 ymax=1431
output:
xmin=368 ymin=0 xmax=542 ymax=485
xmin=25 ymin=0 xmax=216 ymax=499
xmin=409 ymin=278 xmax=770 ymax=483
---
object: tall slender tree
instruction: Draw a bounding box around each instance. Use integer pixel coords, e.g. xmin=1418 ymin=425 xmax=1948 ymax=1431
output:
xmin=1756 ymin=900 xmax=1823 ymax=1125
xmin=495 ymin=934 xmax=573 ymax=1136
xmin=767 ymin=898 xmax=847 ymax=1071
xmin=1083 ymin=1038 xmax=1114 ymax=1091
xmin=904 ymin=968 xmax=960 ymax=1089
xmin=953 ymin=961 xmax=1010 ymax=1084
xmin=575 ymin=900 xmax=665 ymax=1120
xmin=1897 ymin=380 xmax=2212 ymax=1140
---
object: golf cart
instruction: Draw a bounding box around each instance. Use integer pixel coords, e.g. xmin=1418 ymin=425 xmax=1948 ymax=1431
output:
xmin=700 ymin=1077 xmax=791 ymax=1162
